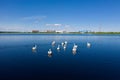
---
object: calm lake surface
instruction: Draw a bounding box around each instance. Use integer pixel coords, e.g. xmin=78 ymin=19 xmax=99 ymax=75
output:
xmin=0 ymin=34 xmax=120 ymax=80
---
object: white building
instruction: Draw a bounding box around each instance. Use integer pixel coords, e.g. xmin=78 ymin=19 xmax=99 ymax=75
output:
xmin=55 ymin=30 xmax=64 ymax=33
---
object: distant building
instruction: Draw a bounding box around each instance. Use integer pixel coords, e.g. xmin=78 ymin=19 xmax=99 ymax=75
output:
xmin=46 ymin=30 xmax=55 ymax=32
xmin=32 ymin=30 xmax=39 ymax=33
xmin=56 ymin=30 xmax=67 ymax=33
xmin=56 ymin=30 xmax=63 ymax=33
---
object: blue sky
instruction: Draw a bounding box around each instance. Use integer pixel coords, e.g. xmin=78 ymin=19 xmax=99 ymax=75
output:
xmin=0 ymin=0 xmax=120 ymax=32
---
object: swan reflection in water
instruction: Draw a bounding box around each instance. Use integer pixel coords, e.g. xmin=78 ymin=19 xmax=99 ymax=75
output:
xmin=48 ymin=54 xmax=52 ymax=58
xmin=57 ymin=49 xmax=60 ymax=53
xmin=32 ymin=49 xmax=37 ymax=53
xmin=72 ymin=51 xmax=77 ymax=55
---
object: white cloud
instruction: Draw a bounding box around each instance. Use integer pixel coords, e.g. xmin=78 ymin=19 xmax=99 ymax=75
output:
xmin=0 ymin=26 xmax=25 ymax=32
xmin=46 ymin=24 xmax=62 ymax=27
xmin=22 ymin=16 xmax=47 ymax=23
xmin=54 ymin=24 xmax=62 ymax=26
xmin=64 ymin=24 xmax=70 ymax=28
xmin=45 ymin=24 xmax=51 ymax=26
xmin=22 ymin=16 xmax=46 ymax=20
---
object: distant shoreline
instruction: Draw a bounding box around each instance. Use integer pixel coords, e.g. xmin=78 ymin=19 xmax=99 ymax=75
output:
xmin=0 ymin=32 xmax=120 ymax=35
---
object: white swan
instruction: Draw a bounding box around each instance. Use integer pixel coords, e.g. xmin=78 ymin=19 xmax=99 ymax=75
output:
xmin=52 ymin=41 xmax=55 ymax=46
xmin=72 ymin=43 xmax=77 ymax=53
xmin=61 ymin=42 xmax=64 ymax=46
xmin=57 ymin=45 xmax=60 ymax=50
xmin=73 ymin=43 xmax=78 ymax=48
xmin=48 ymin=49 xmax=52 ymax=55
xmin=64 ymin=41 xmax=67 ymax=44
xmin=63 ymin=45 xmax=66 ymax=49
xmin=32 ymin=45 xmax=37 ymax=50
xmin=87 ymin=42 xmax=91 ymax=47
xmin=72 ymin=47 xmax=77 ymax=52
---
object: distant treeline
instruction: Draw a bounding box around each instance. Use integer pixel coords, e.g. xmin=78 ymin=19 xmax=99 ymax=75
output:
xmin=89 ymin=32 xmax=120 ymax=34
xmin=0 ymin=31 xmax=21 ymax=33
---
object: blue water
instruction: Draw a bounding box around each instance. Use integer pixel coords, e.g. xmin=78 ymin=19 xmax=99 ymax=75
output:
xmin=0 ymin=34 xmax=120 ymax=80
